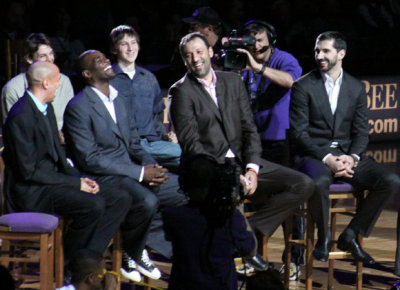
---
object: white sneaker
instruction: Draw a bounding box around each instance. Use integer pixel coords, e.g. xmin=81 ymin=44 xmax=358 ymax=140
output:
xmin=136 ymin=249 xmax=161 ymax=280
xmin=236 ymin=263 xmax=255 ymax=275
xmin=279 ymin=262 xmax=301 ymax=281
xmin=120 ymin=251 xmax=141 ymax=282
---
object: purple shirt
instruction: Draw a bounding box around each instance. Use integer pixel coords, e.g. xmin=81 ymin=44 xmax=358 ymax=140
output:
xmin=242 ymin=48 xmax=302 ymax=140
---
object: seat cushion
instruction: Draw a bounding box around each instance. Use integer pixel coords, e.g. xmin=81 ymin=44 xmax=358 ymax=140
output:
xmin=0 ymin=212 xmax=59 ymax=233
xmin=329 ymin=182 xmax=354 ymax=192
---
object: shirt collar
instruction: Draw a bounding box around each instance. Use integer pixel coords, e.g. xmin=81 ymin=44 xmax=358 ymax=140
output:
xmin=91 ymin=85 xmax=119 ymax=102
xmin=321 ymin=68 xmax=343 ymax=86
xmin=27 ymin=90 xmax=48 ymax=115
xmin=195 ymin=69 xmax=217 ymax=88
xmin=112 ymin=62 xmax=140 ymax=79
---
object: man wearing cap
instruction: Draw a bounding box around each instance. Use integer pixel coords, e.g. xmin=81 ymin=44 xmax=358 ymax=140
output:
xmin=182 ymin=6 xmax=224 ymax=49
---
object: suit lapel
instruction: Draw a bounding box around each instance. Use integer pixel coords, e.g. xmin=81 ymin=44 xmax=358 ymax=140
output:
xmin=85 ymin=87 xmax=123 ymax=139
xmin=114 ymin=96 xmax=131 ymax=146
xmin=188 ymin=74 xmax=222 ymax=123
xmin=312 ymin=71 xmax=334 ymax=130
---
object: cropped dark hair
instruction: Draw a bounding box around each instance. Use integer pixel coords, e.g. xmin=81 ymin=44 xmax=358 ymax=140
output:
xmin=109 ymin=25 xmax=140 ymax=53
xmin=316 ymin=31 xmax=347 ymax=52
xmin=179 ymin=32 xmax=210 ymax=59
xmin=24 ymin=33 xmax=52 ymax=62
xmin=69 ymin=249 xmax=103 ymax=284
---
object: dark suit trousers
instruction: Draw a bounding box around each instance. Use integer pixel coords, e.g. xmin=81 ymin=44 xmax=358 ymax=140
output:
xmin=247 ymin=159 xmax=314 ymax=238
xmin=297 ymin=156 xmax=400 ymax=240
xmin=37 ymin=185 xmax=106 ymax=260
xmin=147 ymin=173 xmax=188 ymax=258
xmin=93 ymin=175 xmax=159 ymax=261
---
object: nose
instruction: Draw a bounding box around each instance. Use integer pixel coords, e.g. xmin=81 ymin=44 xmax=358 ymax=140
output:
xmin=45 ymin=55 xmax=54 ymax=63
xmin=315 ymin=51 xmax=323 ymax=59
xmin=192 ymin=55 xmax=199 ymax=63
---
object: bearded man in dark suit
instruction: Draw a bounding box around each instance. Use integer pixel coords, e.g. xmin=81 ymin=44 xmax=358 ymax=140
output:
xmin=290 ymin=31 xmax=400 ymax=264
xmin=169 ymin=32 xmax=314 ymax=268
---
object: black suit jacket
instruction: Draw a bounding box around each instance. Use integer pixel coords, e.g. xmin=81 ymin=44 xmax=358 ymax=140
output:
xmin=289 ymin=69 xmax=369 ymax=160
xmin=3 ymin=92 xmax=80 ymax=211
xmin=63 ymin=86 xmax=156 ymax=181
xmin=169 ymin=71 xmax=263 ymax=167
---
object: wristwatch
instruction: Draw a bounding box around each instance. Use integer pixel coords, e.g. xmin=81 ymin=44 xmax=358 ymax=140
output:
xmin=258 ymin=64 xmax=267 ymax=75
xmin=351 ymin=154 xmax=360 ymax=165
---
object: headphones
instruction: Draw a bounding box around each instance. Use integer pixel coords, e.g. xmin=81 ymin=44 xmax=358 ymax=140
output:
xmin=243 ymin=19 xmax=277 ymax=46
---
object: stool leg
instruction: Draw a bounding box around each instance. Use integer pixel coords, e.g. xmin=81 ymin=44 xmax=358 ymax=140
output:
xmin=328 ymin=206 xmax=337 ymax=289
xmin=55 ymin=221 xmax=64 ymax=287
xmin=143 ymin=276 xmax=151 ymax=290
xmin=284 ymin=214 xmax=293 ymax=288
xmin=112 ymin=230 xmax=122 ymax=290
xmin=356 ymin=235 xmax=363 ymax=290
xmin=306 ymin=208 xmax=314 ymax=290
xmin=40 ymin=233 xmax=52 ymax=290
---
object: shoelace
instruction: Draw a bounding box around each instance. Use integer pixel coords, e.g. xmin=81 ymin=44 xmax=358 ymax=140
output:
xmin=123 ymin=251 xmax=136 ymax=269
xmin=141 ymin=249 xmax=154 ymax=269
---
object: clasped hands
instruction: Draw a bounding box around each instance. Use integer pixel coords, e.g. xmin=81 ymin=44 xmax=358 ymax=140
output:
xmin=143 ymin=164 xmax=169 ymax=186
xmin=80 ymin=177 xmax=100 ymax=194
xmin=325 ymin=155 xmax=357 ymax=178
xmin=240 ymin=170 xmax=258 ymax=196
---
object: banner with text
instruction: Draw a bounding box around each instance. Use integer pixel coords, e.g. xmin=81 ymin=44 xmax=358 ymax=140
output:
xmin=361 ymin=75 xmax=400 ymax=141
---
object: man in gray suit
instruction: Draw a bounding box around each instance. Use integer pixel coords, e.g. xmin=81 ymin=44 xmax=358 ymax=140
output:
xmin=290 ymin=31 xmax=400 ymax=264
xmin=63 ymin=50 xmax=186 ymax=281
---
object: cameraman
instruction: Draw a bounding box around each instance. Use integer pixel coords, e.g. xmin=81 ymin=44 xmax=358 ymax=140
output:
xmin=163 ymin=155 xmax=256 ymax=290
xmin=237 ymin=20 xmax=303 ymax=280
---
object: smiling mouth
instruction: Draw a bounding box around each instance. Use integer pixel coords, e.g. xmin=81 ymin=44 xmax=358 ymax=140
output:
xmin=104 ymin=65 xmax=112 ymax=72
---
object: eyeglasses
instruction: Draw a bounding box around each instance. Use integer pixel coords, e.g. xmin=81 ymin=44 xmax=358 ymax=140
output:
xmin=97 ymin=269 xmax=121 ymax=282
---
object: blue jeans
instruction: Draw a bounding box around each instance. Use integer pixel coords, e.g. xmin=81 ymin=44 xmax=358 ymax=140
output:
xmin=140 ymin=139 xmax=181 ymax=169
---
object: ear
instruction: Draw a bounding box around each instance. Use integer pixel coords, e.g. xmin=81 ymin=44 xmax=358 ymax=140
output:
xmin=82 ymin=69 xmax=92 ymax=80
xmin=208 ymin=46 xmax=214 ymax=58
xmin=207 ymin=25 xmax=214 ymax=32
xmin=26 ymin=56 xmax=34 ymax=65
xmin=42 ymin=79 xmax=49 ymax=89
xmin=86 ymin=272 xmax=96 ymax=285
xmin=338 ymin=49 xmax=346 ymax=61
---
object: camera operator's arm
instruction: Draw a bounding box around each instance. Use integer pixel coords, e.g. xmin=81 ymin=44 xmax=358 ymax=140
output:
xmin=237 ymin=48 xmax=294 ymax=88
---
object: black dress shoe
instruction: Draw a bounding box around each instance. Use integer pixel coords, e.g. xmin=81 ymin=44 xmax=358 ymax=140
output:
xmin=337 ymin=234 xmax=375 ymax=264
xmin=313 ymin=235 xmax=331 ymax=262
xmin=244 ymin=254 xmax=269 ymax=271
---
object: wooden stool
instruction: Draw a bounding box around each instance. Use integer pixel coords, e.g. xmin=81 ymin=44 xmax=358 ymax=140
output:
xmin=0 ymin=212 xmax=59 ymax=289
xmin=305 ymin=182 xmax=364 ymax=290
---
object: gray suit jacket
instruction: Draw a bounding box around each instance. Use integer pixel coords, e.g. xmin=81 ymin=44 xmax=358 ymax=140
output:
xmin=63 ymin=86 xmax=156 ymax=181
xmin=169 ymin=71 xmax=263 ymax=168
xmin=290 ymin=69 xmax=369 ymax=160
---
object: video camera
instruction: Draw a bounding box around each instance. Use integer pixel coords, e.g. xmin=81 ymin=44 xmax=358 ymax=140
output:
xmin=221 ymin=29 xmax=255 ymax=70
xmin=179 ymin=155 xmax=245 ymax=220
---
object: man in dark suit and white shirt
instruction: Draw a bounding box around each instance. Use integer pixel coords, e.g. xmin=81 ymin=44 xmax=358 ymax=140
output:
xmin=290 ymin=31 xmax=400 ymax=264
xmin=169 ymin=32 xmax=314 ymax=269
xmin=63 ymin=50 xmax=186 ymax=281
xmin=2 ymin=61 xmax=128 ymax=263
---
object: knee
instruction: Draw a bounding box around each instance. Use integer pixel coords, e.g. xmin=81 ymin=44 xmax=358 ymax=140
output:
xmin=141 ymin=194 xmax=159 ymax=216
xmin=115 ymin=190 xmax=133 ymax=207
xmin=90 ymin=197 xmax=106 ymax=216
xmin=299 ymin=174 xmax=314 ymax=199
xmin=380 ymin=172 xmax=400 ymax=196
xmin=312 ymin=174 xmax=331 ymax=193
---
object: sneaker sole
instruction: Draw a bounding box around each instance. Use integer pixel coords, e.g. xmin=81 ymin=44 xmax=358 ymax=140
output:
xmin=136 ymin=265 xmax=161 ymax=280
xmin=120 ymin=268 xmax=141 ymax=282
